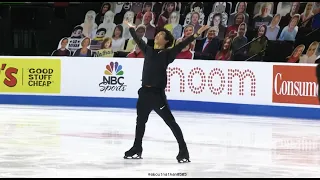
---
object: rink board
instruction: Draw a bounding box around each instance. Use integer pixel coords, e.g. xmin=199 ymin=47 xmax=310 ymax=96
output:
xmin=0 ymin=56 xmax=319 ymax=120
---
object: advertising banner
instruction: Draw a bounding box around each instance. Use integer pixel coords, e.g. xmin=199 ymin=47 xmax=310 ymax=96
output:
xmin=0 ymin=58 xmax=61 ymax=94
xmin=272 ymin=65 xmax=318 ymax=105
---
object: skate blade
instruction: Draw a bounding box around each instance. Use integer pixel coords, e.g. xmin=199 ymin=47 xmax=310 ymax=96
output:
xmin=124 ymin=154 xmax=143 ymax=159
xmin=178 ymin=159 xmax=190 ymax=163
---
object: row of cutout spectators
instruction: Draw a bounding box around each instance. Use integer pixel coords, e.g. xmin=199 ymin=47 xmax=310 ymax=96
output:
xmin=72 ymin=2 xmax=319 ymax=41
xmin=55 ymin=2 xmax=319 ymax=56
xmin=52 ymin=22 xmax=320 ymax=63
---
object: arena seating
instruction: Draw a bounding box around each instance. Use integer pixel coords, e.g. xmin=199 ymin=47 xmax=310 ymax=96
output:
xmin=0 ymin=2 xmax=319 ymax=63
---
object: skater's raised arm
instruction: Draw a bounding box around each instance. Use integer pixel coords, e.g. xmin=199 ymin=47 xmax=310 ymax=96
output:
xmin=124 ymin=20 xmax=148 ymax=54
xmin=168 ymin=25 xmax=210 ymax=62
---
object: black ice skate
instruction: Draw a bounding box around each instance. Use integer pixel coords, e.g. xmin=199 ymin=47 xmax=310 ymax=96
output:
xmin=124 ymin=146 xmax=143 ymax=159
xmin=176 ymin=149 xmax=190 ymax=163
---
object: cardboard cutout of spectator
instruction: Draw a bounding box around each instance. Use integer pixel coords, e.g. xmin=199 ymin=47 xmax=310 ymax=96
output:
xmin=142 ymin=11 xmax=156 ymax=39
xmin=98 ymin=11 xmax=116 ymax=38
xmin=313 ymin=2 xmax=320 ymax=13
xmin=132 ymin=2 xmax=144 ymax=15
xmin=164 ymin=11 xmax=182 ymax=39
xmin=226 ymin=12 xmax=245 ymax=39
xmin=90 ymin=28 xmax=107 ymax=52
xmin=114 ymin=2 xmax=132 ymax=25
xmin=231 ymin=22 xmax=248 ymax=60
xmin=300 ymin=2 xmax=314 ymax=28
xmin=188 ymin=12 xmax=202 ymax=39
xmin=156 ymin=2 xmax=181 ymax=29
xmin=152 ymin=2 xmax=165 ymax=23
xmin=175 ymin=38 xmax=194 ymax=59
xmin=216 ymin=36 xmax=232 ymax=60
xmin=278 ymin=14 xmax=300 ymax=41
xmin=183 ymin=2 xmax=205 ymax=27
xmin=299 ymin=41 xmax=319 ymax=64
xmin=127 ymin=44 xmax=145 ymax=58
xmin=207 ymin=2 xmax=229 ymax=27
xmin=207 ymin=13 xmax=226 ymax=40
xmin=68 ymin=25 xmax=85 ymax=53
xmin=81 ymin=10 xmax=98 ymax=39
xmin=252 ymin=2 xmax=274 ymax=29
xmin=228 ymin=2 xmax=249 ymax=26
xmin=95 ymin=37 xmax=114 ymax=57
xmin=72 ymin=37 xmax=92 ymax=57
xmin=266 ymin=14 xmax=281 ymax=40
xmin=278 ymin=2 xmax=301 ymax=28
xmin=70 ymin=25 xmax=84 ymax=39
xmin=125 ymin=24 xmax=148 ymax=52
xmin=247 ymin=24 xmax=268 ymax=61
xmin=194 ymin=26 xmax=220 ymax=60
xmin=135 ymin=2 xmax=156 ymax=26
xmin=312 ymin=2 xmax=320 ymax=28
xmin=286 ymin=44 xmax=305 ymax=63
xmin=96 ymin=3 xmax=115 ymax=25
xmin=121 ymin=11 xmax=135 ymax=40
xmin=111 ymin=24 xmax=126 ymax=52
xmin=115 ymin=2 xmax=124 ymax=14
xmin=277 ymin=2 xmax=294 ymax=16
xmin=51 ymin=37 xmax=71 ymax=56
xmin=174 ymin=24 xmax=195 ymax=51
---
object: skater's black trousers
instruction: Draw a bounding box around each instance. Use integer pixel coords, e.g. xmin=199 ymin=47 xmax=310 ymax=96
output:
xmin=133 ymin=86 xmax=187 ymax=150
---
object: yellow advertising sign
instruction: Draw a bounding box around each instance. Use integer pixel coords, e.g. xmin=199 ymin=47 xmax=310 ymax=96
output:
xmin=0 ymin=58 xmax=61 ymax=93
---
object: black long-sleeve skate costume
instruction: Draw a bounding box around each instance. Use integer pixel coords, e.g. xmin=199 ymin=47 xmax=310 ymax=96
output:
xmin=125 ymin=27 xmax=196 ymax=162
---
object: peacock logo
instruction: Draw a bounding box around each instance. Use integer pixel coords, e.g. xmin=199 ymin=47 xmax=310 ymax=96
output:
xmin=100 ymin=61 xmax=126 ymax=92
xmin=104 ymin=62 xmax=124 ymax=76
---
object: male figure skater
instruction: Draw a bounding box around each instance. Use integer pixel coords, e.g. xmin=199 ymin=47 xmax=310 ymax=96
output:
xmin=123 ymin=20 xmax=210 ymax=163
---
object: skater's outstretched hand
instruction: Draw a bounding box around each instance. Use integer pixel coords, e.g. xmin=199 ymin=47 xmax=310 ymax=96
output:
xmin=197 ymin=25 xmax=210 ymax=35
xmin=123 ymin=20 xmax=136 ymax=29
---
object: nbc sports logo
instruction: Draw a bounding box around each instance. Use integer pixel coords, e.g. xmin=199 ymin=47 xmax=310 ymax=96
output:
xmin=99 ymin=62 xmax=126 ymax=92
xmin=104 ymin=62 xmax=124 ymax=76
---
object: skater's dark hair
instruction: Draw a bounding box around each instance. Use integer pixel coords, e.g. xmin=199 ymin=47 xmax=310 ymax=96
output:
xmin=158 ymin=28 xmax=174 ymax=48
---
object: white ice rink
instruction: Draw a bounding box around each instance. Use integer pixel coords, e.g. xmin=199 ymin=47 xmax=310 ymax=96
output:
xmin=0 ymin=104 xmax=320 ymax=178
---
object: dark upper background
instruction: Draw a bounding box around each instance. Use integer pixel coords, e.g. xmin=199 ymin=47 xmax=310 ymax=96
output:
xmin=0 ymin=2 xmax=319 ymax=62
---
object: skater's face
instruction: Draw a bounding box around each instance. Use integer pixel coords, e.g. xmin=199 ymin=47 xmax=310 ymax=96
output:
xmin=154 ymin=31 xmax=169 ymax=47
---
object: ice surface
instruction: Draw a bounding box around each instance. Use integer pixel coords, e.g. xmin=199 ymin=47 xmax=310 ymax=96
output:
xmin=0 ymin=105 xmax=320 ymax=178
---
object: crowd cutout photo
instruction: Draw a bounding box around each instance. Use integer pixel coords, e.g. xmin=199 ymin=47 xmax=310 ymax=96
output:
xmin=51 ymin=1 xmax=319 ymax=63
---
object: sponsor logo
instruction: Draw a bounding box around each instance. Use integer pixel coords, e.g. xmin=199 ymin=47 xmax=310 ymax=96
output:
xmin=99 ymin=61 xmax=126 ymax=92
xmin=272 ymin=65 xmax=318 ymax=105
xmin=0 ymin=58 xmax=61 ymax=93
xmin=166 ymin=67 xmax=256 ymax=96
